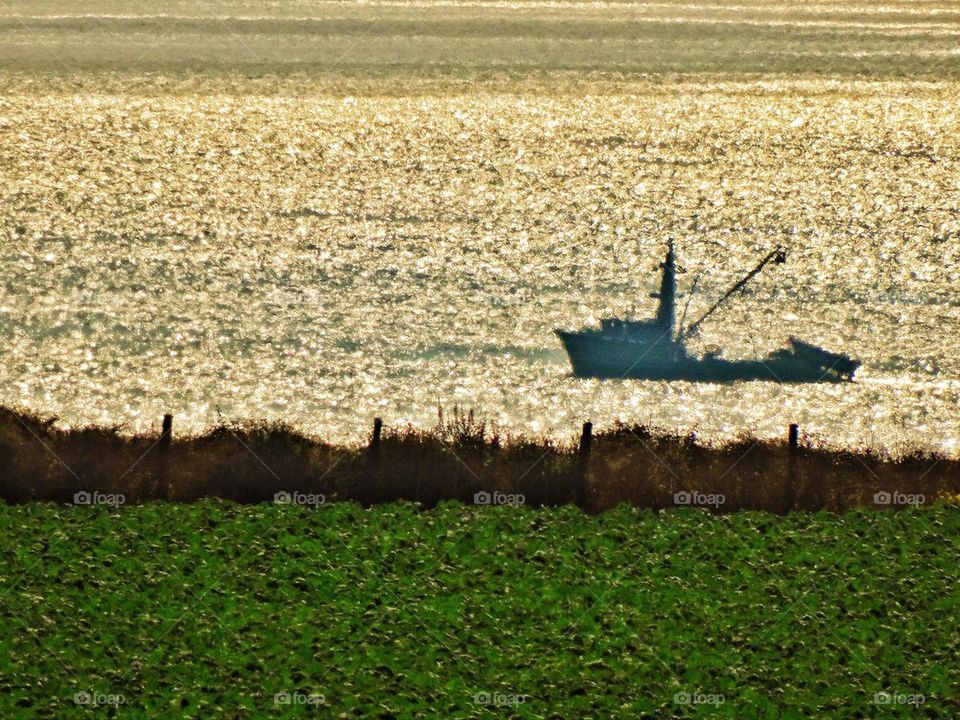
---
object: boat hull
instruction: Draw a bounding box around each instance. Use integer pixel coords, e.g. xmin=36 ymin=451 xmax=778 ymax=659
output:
xmin=555 ymin=330 xmax=854 ymax=383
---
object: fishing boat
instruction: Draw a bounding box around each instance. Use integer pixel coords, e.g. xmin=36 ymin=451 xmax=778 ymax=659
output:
xmin=555 ymin=241 xmax=860 ymax=382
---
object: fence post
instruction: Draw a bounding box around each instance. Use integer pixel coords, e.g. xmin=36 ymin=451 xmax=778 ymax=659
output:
xmin=785 ymin=423 xmax=799 ymax=512
xmin=369 ymin=417 xmax=382 ymax=459
xmin=576 ymin=422 xmax=592 ymax=507
xmin=160 ymin=414 xmax=173 ymax=450
xmin=156 ymin=414 xmax=173 ymax=500
xmin=578 ymin=422 xmax=593 ymax=465
xmin=363 ymin=418 xmax=383 ymax=503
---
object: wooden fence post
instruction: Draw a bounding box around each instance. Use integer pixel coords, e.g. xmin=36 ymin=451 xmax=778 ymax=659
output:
xmin=363 ymin=418 xmax=383 ymax=503
xmin=578 ymin=422 xmax=593 ymax=466
xmin=156 ymin=414 xmax=173 ymax=500
xmin=369 ymin=417 xmax=382 ymax=459
xmin=160 ymin=414 xmax=173 ymax=450
xmin=785 ymin=423 xmax=799 ymax=512
xmin=576 ymin=422 xmax=593 ymax=507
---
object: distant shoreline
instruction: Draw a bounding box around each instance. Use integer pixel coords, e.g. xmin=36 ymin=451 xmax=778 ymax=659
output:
xmin=2 ymin=0 xmax=959 ymax=80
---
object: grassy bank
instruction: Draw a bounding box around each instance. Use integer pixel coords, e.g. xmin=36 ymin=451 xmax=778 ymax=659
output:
xmin=0 ymin=502 xmax=957 ymax=717
xmin=1 ymin=406 xmax=957 ymax=513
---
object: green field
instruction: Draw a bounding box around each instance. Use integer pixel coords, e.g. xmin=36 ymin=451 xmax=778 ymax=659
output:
xmin=1 ymin=502 xmax=956 ymax=717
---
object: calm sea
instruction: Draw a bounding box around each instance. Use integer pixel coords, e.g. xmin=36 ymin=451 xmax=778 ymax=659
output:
xmin=1 ymin=2 xmax=958 ymax=454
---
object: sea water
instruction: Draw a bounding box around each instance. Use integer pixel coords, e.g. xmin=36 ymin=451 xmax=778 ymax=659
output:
xmin=1 ymin=2 xmax=958 ymax=454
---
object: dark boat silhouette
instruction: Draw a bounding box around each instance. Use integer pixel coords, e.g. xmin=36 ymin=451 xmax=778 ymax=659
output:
xmin=555 ymin=241 xmax=860 ymax=383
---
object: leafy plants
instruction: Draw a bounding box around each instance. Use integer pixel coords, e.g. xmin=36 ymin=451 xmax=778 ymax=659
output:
xmin=0 ymin=502 xmax=956 ymax=717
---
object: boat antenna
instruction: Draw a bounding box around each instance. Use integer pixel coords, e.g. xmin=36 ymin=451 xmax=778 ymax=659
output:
xmin=679 ymin=246 xmax=786 ymax=340
xmin=676 ymin=274 xmax=700 ymax=342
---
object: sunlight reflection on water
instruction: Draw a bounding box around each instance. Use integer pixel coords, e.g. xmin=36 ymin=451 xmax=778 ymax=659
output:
xmin=1 ymin=79 xmax=958 ymax=455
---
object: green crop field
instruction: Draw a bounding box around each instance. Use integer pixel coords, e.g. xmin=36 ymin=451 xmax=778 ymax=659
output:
xmin=0 ymin=502 xmax=956 ymax=717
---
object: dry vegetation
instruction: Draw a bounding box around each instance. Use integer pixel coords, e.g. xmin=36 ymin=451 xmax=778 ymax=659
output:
xmin=1 ymin=405 xmax=956 ymax=513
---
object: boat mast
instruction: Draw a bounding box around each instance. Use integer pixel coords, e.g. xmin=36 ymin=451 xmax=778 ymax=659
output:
xmin=679 ymin=246 xmax=786 ymax=340
xmin=652 ymin=239 xmax=676 ymax=332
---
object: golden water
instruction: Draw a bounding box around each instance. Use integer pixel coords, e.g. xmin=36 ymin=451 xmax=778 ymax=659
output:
xmin=1 ymin=2 xmax=958 ymax=453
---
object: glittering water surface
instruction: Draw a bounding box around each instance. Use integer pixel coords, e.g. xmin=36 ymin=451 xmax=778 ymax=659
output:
xmin=1 ymin=4 xmax=959 ymax=453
